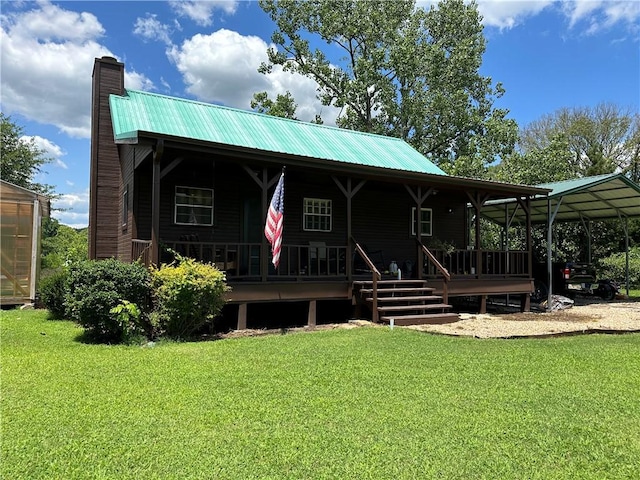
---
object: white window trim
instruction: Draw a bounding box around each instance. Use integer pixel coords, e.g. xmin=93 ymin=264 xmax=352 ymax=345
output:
xmin=303 ymin=197 xmax=332 ymax=232
xmin=411 ymin=207 xmax=433 ymax=236
xmin=122 ymin=184 xmax=129 ymax=229
xmin=174 ymin=186 xmax=214 ymax=226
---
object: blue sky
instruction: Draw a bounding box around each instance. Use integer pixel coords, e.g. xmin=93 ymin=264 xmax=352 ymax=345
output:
xmin=1 ymin=0 xmax=638 ymax=228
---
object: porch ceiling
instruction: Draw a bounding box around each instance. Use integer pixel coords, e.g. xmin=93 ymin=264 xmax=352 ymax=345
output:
xmin=480 ymin=173 xmax=640 ymax=225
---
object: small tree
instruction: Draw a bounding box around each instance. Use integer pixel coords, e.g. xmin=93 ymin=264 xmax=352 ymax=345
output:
xmin=0 ymin=112 xmax=54 ymax=195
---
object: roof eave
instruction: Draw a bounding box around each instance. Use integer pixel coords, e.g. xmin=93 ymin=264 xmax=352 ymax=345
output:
xmin=129 ymin=130 xmax=549 ymax=196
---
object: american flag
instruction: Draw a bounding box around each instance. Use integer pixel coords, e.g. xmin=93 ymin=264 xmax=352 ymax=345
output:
xmin=264 ymin=171 xmax=285 ymax=268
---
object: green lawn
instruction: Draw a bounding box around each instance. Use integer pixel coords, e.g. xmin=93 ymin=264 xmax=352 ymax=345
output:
xmin=2 ymin=309 xmax=640 ymax=479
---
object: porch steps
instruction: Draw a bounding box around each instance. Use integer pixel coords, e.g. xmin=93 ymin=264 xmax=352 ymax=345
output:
xmin=353 ymin=279 xmax=459 ymax=325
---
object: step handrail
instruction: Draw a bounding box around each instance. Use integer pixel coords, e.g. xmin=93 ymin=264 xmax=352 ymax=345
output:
xmin=417 ymin=241 xmax=450 ymax=304
xmin=352 ymin=239 xmax=382 ymax=322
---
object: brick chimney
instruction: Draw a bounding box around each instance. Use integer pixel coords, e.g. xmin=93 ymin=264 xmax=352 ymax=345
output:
xmin=89 ymin=56 xmax=125 ymax=260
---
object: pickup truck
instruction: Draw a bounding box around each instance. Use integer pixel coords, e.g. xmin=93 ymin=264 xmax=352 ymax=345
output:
xmin=533 ymin=261 xmax=618 ymax=301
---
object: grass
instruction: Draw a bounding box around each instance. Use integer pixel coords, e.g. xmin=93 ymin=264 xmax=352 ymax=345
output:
xmin=2 ymin=309 xmax=640 ymax=479
xmin=625 ymin=288 xmax=640 ymax=298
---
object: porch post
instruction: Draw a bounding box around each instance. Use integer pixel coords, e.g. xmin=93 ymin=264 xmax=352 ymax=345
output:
xmin=475 ymin=203 xmax=481 ymax=276
xmin=308 ymin=300 xmax=317 ymax=327
xmin=151 ymin=139 xmax=164 ymax=266
xmin=237 ymin=303 xmax=247 ymax=330
xmin=261 ymin=168 xmax=269 ymax=282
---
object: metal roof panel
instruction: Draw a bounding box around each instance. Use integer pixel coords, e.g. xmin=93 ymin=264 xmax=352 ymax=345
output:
xmin=109 ymin=89 xmax=448 ymax=176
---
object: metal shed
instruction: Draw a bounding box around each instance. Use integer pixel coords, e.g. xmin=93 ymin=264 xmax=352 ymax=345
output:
xmin=481 ymin=173 xmax=640 ymax=306
xmin=0 ymin=181 xmax=50 ymax=305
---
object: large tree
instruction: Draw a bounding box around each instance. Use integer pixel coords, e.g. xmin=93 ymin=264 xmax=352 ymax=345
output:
xmin=519 ymin=103 xmax=640 ymax=181
xmin=0 ymin=112 xmax=54 ymax=195
xmin=256 ymin=0 xmax=517 ymax=177
xmin=492 ymin=132 xmax=577 ymax=185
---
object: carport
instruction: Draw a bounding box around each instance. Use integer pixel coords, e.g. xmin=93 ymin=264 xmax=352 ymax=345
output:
xmin=480 ymin=173 xmax=640 ymax=310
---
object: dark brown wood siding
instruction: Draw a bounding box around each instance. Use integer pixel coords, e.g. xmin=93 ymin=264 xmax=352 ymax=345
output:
xmin=89 ymin=57 xmax=124 ymax=260
xmin=133 ymin=156 xmax=470 ymax=262
xmin=117 ymin=144 xmax=135 ymax=262
xmin=351 ymin=181 xmax=467 ymax=271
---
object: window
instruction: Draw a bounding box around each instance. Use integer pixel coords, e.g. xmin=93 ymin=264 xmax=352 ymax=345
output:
xmin=175 ymin=186 xmax=214 ymax=226
xmin=122 ymin=185 xmax=129 ymax=228
xmin=303 ymin=198 xmax=332 ymax=232
xmin=411 ymin=207 xmax=432 ymax=236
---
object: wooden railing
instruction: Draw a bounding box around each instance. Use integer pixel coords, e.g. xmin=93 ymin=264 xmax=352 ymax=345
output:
xmin=418 ymin=242 xmax=450 ymax=304
xmin=422 ymin=249 xmax=529 ymax=277
xmin=159 ymin=239 xmax=348 ymax=280
xmin=352 ymin=240 xmax=382 ymax=322
xmin=132 ymin=239 xmax=152 ymax=267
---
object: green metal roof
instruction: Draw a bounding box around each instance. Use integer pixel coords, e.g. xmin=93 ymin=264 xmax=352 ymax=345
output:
xmin=109 ymin=89 xmax=447 ymax=176
xmin=481 ymin=173 xmax=640 ymax=224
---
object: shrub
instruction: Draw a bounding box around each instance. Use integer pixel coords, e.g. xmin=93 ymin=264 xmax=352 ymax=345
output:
xmin=66 ymin=259 xmax=151 ymax=343
xmin=597 ymin=246 xmax=640 ymax=288
xmin=38 ymin=268 xmax=70 ymax=319
xmin=151 ymin=257 xmax=229 ymax=339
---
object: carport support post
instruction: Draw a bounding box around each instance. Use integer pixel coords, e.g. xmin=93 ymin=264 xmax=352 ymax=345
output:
xmin=625 ymin=216 xmax=630 ymax=296
xmin=546 ymin=198 xmax=553 ymax=312
xmin=546 ymin=197 xmax=563 ymax=312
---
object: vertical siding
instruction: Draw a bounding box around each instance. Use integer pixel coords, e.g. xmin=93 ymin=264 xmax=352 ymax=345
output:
xmin=117 ymin=145 xmax=135 ymax=262
xmin=89 ymin=57 xmax=124 ymax=260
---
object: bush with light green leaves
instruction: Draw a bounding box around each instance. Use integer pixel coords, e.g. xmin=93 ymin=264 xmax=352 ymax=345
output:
xmin=151 ymin=257 xmax=229 ymax=339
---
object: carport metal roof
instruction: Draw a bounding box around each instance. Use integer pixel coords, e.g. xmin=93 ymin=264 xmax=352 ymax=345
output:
xmin=479 ymin=173 xmax=640 ymax=304
xmin=481 ymin=173 xmax=640 ymax=225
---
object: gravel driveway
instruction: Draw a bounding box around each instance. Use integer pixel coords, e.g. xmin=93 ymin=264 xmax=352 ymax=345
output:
xmin=407 ymin=297 xmax=640 ymax=338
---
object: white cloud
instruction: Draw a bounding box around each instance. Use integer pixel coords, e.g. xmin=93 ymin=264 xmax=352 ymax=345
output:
xmin=51 ymin=190 xmax=89 ymax=229
xmin=476 ymin=1 xmax=554 ymax=29
xmin=0 ymin=1 xmax=153 ymax=139
xmin=133 ymin=14 xmax=173 ymax=45
xmin=169 ymin=0 xmax=239 ymax=27
xmin=21 ymin=135 xmax=67 ymax=168
xmin=167 ymin=29 xmax=340 ymax=124
xmin=418 ymin=0 xmax=639 ymax=35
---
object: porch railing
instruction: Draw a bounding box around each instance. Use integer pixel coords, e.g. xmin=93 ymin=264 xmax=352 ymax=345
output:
xmin=160 ymin=239 xmax=348 ymax=280
xmin=136 ymin=238 xmax=530 ymax=280
xmin=423 ymin=249 xmax=529 ymax=277
xmin=353 ymin=240 xmax=382 ymax=322
xmin=418 ymin=242 xmax=450 ymax=304
xmin=132 ymin=239 xmax=152 ymax=267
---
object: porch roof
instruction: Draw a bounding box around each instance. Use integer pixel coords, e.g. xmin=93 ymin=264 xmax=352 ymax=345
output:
xmin=109 ymin=89 xmax=447 ymax=176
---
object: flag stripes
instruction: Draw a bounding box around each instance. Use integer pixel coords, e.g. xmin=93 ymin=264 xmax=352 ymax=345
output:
xmin=264 ymin=171 xmax=285 ymax=268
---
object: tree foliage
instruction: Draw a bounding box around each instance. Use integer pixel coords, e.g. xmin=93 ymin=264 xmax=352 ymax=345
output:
xmin=492 ymin=133 xmax=577 ymax=185
xmin=0 ymin=112 xmax=54 ymax=195
xmin=519 ymin=102 xmax=640 ymax=181
xmin=257 ymin=0 xmax=516 ymax=177
xmin=41 ymin=218 xmax=88 ymax=270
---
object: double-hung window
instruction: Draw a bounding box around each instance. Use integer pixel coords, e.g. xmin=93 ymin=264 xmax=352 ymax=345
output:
xmin=411 ymin=207 xmax=432 ymax=236
xmin=175 ymin=186 xmax=214 ymax=226
xmin=303 ymin=198 xmax=332 ymax=232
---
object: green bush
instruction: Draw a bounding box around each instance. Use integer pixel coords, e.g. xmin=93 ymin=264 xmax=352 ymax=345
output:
xmin=151 ymin=257 xmax=229 ymax=339
xmin=66 ymin=259 xmax=151 ymax=343
xmin=38 ymin=268 xmax=70 ymax=319
xmin=597 ymin=246 xmax=640 ymax=288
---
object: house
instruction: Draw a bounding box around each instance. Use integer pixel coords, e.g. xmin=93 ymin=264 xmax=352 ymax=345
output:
xmin=0 ymin=180 xmax=50 ymax=305
xmin=89 ymin=56 xmax=549 ymax=328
